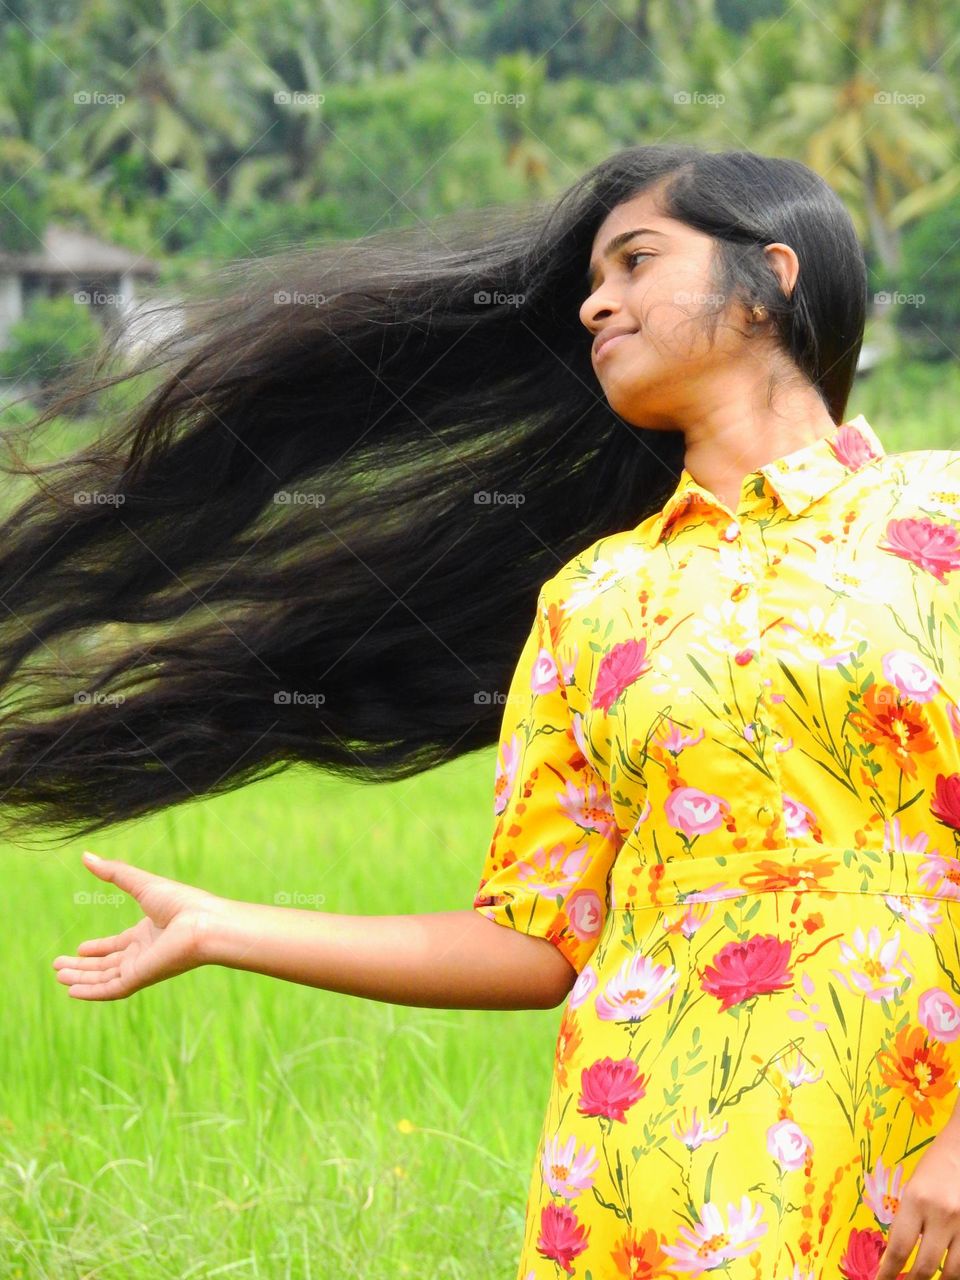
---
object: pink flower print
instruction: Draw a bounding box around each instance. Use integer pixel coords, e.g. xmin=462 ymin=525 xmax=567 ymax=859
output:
xmin=882 ymin=892 xmax=942 ymax=934
xmin=831 ymin=926 xmax=912 ymax=1002
xmin=784 ymin=1266 xmax=817 ymax=1280
xmin=833 ymin=420 xmax=880 ymax=470
xmin=918 ymin=987 xmax=960 ymax=1042
xmin=879 ymin=516 xmax=960 ymax=584
xmin=531 ymin=645 xmax=560 ymax=695
xmin=493 ymin=733 xmax=521 ymax=816
xmin=782 ymin=792 xmax=817 ymax=838
xmin=557 ymin=641 xmax=579 ymax=686
xmin=535 ymin=1202 xmax=590 ymax=1274
xmin=513 ymin=842 xmax=592 ymax=896
xmin=663 ymin=900 xmax=714 ymax=940
xmin=838 ymin=1225 xmax=887 ymax=1280
xmin=661 ymin=1196 xmax=768 ymax=1274
xmin=918 ymin=850 xmax=960 ymax=898
xmin=862 ymin=1155 xmax=904 ymax=1226
xmin=657 ymin=717 xmax=705 ymax=753
xmin=566 ymin=888 xmax=603 ymax=942
xmin=781 ymin=1047 xmax=823 ymax=1087
xmin=882 ymin=649 xmax=940 ymax=703
xmin=558 ymin=778 xmax=618 ymax=841
xmin=541 ymin=1133 xmax=599 ymax=1199
xmin=568 ymin=964 xmax=597 ymax=1009
xmin=664 ymin=785 xmax=725 ymax=836
xmin=671 ymin=1106 xmax=729 ymax=1150
xmin=767 ymin=1118 xmax=813 ymax=1172
xmin=577 ymin=1056 xmax=647 ymax=1122
xmin=591 ymin=637 xmax=652 ymax=713
xmin=594 ymin=951 xmax=680 ymax=1022
xmin=702 ymin=934 xmax=794 ymax=1011
xmin=884 ymin=814 xmax=930 ymax=855
xmin=931 ymin=772 xmax=960 ymax=831
xmin=787 ymin=971 xmax=829 ymax=1031
xmin=682 ymin=882 xmax=744 ymax=905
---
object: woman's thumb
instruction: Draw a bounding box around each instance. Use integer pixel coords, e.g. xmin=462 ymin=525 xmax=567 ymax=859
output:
xmin=82 ymin=850 xmax=148 ymax=901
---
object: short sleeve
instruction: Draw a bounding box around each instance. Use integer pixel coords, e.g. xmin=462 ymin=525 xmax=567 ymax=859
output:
xmin=471 ymin=584 xmax=624 ymax=976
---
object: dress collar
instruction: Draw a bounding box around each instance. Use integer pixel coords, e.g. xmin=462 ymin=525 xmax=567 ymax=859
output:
xmin=639 ymin=413 xmax=886 ymax=547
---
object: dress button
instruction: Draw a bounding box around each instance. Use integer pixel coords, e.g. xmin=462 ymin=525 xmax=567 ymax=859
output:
xmin=723 ymin=520 xmax=740 ymax=541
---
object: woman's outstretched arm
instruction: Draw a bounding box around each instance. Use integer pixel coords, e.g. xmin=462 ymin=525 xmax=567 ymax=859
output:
xmin=52 ymin=851 xmax=575 ymax=1011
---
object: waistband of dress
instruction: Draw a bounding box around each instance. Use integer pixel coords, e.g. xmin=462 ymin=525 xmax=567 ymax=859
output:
xmin=613 ymin=844 xmax=960 ymax=913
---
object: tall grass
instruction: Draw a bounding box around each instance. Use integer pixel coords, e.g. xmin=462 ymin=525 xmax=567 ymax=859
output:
xmin=3 ymin=764 xmax=558 ymax=1278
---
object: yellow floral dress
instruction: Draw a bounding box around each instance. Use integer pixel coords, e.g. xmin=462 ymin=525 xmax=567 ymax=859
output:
xmin=472 ymin=414 xmax=960 ymax=1279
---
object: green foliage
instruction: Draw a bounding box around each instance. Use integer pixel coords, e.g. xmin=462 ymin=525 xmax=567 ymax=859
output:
xmin=0 ymin=136 xmax=49 ymax=251
xmin=850 ymin=357 xmax=960 ymax=448
xmin=894 ymin=199 xmax=960 ymax=361
xmin=0 ymin=295 xmax=102 ymax=403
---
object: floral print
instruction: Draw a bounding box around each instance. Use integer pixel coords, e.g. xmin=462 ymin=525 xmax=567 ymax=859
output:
xmin=472 ymin=414 xmax=960 ymax=1277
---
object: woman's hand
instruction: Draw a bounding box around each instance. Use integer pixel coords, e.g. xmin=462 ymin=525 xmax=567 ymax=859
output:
xmin=52 ymin=851 xmax=225 ymax=1001
xmin=876 ymin=1120 xmax=960 ymax=1280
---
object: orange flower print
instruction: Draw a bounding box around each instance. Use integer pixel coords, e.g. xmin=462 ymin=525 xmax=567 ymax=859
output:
xmin=554 ymin=1007 xmax=582 ymax=1091
xmin=609 ymin=1225 xmax=680 ymax=1277
xmin=877 ymin=1024 xmax=956 ymax=1124
xmin=846 ymin=683 xmax=937 ymax=777
xmin=739 ymin=855 xmax=842 ymax=896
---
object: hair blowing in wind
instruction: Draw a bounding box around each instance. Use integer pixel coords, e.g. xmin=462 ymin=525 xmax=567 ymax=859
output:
xmin=0 ymin=142 xmax=865 ymax=845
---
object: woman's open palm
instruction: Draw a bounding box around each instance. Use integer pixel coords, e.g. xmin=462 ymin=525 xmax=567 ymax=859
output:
xmin=52 ymin=851 xmax=222 ymax=1000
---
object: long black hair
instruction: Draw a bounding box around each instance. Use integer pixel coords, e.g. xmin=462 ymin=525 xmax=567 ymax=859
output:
xmin=0 ymin=142 xmax=867 ymax=844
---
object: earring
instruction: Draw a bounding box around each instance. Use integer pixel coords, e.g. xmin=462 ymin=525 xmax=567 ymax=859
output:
xmin=750 ymin=303 xmax=767 ymax=322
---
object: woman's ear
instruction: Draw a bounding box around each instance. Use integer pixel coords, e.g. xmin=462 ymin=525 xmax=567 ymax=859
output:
xmin=762 ymin=241 xmax=800 ymax=300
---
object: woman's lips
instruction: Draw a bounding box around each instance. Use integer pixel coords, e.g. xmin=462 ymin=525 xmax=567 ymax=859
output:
xmin=594 ymin=331 xmax=636 ymax=361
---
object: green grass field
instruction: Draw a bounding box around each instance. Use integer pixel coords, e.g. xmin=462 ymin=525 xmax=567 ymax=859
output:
xmin=3 ymin=360 xmax=960 ymax=1277
xmin=2 ymin=761 xmax=557 ymax=1278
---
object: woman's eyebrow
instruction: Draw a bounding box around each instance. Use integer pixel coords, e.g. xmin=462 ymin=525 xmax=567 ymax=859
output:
xmin=585 ymin=227 xmax=668 ymax=292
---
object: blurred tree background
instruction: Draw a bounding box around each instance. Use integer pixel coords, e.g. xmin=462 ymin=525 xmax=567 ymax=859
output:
xmin=0 ymin=0 xmax=958 ymax=411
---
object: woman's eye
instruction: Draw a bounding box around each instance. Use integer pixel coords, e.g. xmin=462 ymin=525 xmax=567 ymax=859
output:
xmin=625 ymin=250 xmax=651 ymax=270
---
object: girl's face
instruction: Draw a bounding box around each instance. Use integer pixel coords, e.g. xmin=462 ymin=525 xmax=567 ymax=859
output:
xmin=579 ymin=188 xmax=764 ymax=429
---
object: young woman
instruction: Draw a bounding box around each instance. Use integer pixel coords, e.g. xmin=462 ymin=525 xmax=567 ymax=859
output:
xmin=15 ymin=141 xmax=960 ymax=1276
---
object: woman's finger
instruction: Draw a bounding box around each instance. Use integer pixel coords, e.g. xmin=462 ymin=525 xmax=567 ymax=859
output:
xmin=876 ymin=1207 xmax=924 ymax=1280
xmin=904 ymin=1230 xmax=950 ymax=1279
xmin=53 ymin=953 xmax=120 ymax=972
xmin=75 ymin=931 xmax=134 ymax=955
xmin=56 ymin=965 xmax=121 ymax=987
xmin=66 ymin=973 xmax=128 ymax=1001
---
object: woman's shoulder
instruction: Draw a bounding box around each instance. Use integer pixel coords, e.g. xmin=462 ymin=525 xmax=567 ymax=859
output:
xmin=540 ymin=527 xmax=648 ymax=620
xmin=884 ymin=446 xmax=960 ymax=513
